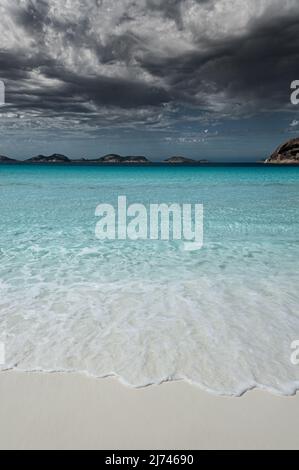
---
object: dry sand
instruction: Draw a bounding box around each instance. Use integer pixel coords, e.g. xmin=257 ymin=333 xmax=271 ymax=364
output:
xmin=0 ymin=371 xmax=298 ymax=450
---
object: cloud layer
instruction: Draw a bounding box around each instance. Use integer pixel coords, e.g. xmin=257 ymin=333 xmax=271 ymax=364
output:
xmin=0 ymin=0 xmax=299 ymax=158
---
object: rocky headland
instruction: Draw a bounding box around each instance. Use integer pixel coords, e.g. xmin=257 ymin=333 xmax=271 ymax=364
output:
xmin=265 ymin=138 xmax=299 ymax=164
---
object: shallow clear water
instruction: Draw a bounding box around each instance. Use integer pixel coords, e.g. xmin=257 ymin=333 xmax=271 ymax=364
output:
xmin=0 ymin=164 xmax=299 ymax=395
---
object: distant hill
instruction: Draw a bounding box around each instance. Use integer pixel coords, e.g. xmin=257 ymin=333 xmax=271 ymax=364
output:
xmin=25 ymin=154 xmax=70 ymax=163
xmin=94 ymin=154 xmax=123 ymax=163
xmin=0 ymin=155 xmax=16 ymax=163
xmin=0 ymin=153 xmax=211 ymax=165
xmin=265 ymin=138 xmax=299 ymax=164
xmin=96 ymin=155 xmax=150 ymax=164
xmin=164 ymin=156 xmax=208 ymax=164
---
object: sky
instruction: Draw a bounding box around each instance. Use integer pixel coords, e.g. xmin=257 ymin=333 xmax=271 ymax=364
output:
xmin=0 ymin=0 xmax=299 ymax=162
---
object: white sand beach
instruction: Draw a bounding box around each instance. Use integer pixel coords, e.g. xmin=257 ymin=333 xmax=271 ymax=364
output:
xmin=0 ymin=371 xmax=298 ymax=450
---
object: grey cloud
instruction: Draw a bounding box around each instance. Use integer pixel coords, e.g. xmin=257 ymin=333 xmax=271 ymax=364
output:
xmin=139 ymin=11 xmax=299 ymax=113
xmin=0 ymin=0 xmax=298 ymax=134
xmin=145 ymin=0 xmax=213 ymax=29
xmin=13 ymin=0 xmax=50 ymax=33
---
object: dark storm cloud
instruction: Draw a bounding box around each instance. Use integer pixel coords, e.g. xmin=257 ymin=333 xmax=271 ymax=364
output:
xmin=0 ymin=0 xmax=299 ymax=132
xmin=0 ymin=50 xmax=55 ymax=81
xmin=146 ymin=0 xmax=184 ymax=28
xmin=13 ymin=0 xmax=50 ymax=33
xmin=0 ymin=44 xmax=170 ymax=115
xmin=139 ymin=12 xmax=299 ymax=112
xmin=2 ymin=67 xmax=170 ymax=117
xmin=147 ymin=0 xmax=211 ymax=17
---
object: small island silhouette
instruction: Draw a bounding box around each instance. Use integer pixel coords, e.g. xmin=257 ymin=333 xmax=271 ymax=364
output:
xmin=0 ymin=153 xmax=209 ymax=165
xmin=1 ymin=138 xmax=299 ymax=165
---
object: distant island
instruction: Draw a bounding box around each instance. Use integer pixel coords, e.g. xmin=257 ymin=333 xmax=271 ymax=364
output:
xmin=90 ymin=155 xmax=150 ymax=164
xmin=25 ymin=154 xmax=71 ymax=163
xmin=165 ymin=156 xmax=209 ymax=165
xmin=0 ymin=153 xmax=210 ymax=165
xmin=1 ymin=138 xmax=299 ymax=165
xmin=0 ymin=155 xmax=17 ymax=163
xmin=265 ymin=138 xmax=299 ymax=164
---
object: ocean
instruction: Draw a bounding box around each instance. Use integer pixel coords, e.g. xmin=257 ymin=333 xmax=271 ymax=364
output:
xmin=0 ymin=164 xmax=299 ymax=395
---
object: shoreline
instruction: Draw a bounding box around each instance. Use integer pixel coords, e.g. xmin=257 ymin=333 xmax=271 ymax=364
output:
xmin=2 ymin=367 xmax=299 ymax=398
xmin=0 ymin=370 xmax=299 ymax=450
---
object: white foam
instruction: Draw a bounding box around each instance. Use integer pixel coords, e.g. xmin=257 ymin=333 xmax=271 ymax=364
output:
xmin=1 ymin=276 xmax=299 ymax=396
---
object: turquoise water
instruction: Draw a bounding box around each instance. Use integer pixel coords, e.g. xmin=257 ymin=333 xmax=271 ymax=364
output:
xmin=0 ymin=164 xmax=299 ymax=395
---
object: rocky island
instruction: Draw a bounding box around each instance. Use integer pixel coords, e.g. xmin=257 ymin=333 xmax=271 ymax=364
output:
xmin=164 ymin=156 xmax=209 ymax=164
xmin=0 ymin=155 xmax=16 ymax=163
xmin=0 ymin=153 xmax=209 ymax=165
xmin=265 ymin=138 xmax=299 ymax=164
xmin=95 ymin=155 xmax=150 ymax=164
xmin=25 ymin=154 xmax=71 ymax=163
